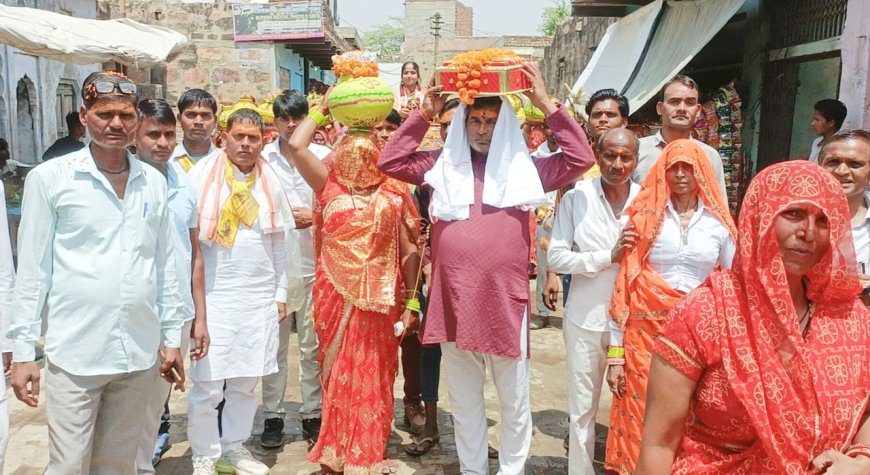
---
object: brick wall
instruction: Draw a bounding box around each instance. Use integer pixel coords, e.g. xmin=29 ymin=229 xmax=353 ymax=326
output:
xmin=454 ymin=2 xmax=473 ymax=36
xmin=540 ymin=16 xmax=616 ymax=101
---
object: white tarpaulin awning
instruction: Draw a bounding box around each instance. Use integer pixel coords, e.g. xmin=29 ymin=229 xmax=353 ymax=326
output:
xmin=569 ymin=0 xmax=745 ymax=114
xmin=0 ymin=4 xmax=188 ymax=67
xmin=568 ymin=0 xmax=663 ymax=107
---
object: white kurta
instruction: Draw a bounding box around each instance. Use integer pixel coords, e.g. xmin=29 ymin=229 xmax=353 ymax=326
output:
xmin=191 ymin=222 xmax=285 ymax=381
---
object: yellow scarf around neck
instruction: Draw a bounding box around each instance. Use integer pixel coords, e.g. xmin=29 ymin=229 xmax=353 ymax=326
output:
xmin=216 ymin=160 xmax=259 ymax=248
xmin=177 ymin=154 xmax=195 ymax=172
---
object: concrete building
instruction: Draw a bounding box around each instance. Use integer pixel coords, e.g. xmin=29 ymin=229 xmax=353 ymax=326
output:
xmin=0 ymin=0 xmax=98 ymax=164
xmin=561 ymin=0 xmax=870 ymax=173
xmin=401 ymin=1 xmax=549 ymax=86
xmin=103 ymin=0 xmax=354 ymax=107
xmin=404 ymin=0 xmax=472 ymax=39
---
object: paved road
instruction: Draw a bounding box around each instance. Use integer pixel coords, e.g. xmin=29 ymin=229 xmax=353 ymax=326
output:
xmin=5 ymin=310 xmax=611 ymax=474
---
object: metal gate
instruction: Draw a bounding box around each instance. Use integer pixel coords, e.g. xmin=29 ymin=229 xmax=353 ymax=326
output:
xmin=768 ymin=0 xmax=848 ymax=49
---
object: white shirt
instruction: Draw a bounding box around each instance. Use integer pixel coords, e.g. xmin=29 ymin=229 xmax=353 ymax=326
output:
xmin=8 ymin=148 xmax=183 ymax=376
xmin=171 ymin=141 xmax=219 ymax=172
xmin=0 ymin=183 xmax=14 ymax=354
xmin=650 ymin=199 xmax=736 ymax=292
xmin=809 ymin=136 xmax=824 ymax=164
xmin=852 ymin=192 xmax=870 ymax=274
xmin=548 ymin=178 xmax=640 ymax=331
xmin=633 ymin=131 xmax=728 ymax=204
xmin=611 ymin=198 xmax=735 ymax=345
xmin=263 ymin=139 xmax=331 ymax=276
xmin=165 ymin=164 xmax=199 ymax=321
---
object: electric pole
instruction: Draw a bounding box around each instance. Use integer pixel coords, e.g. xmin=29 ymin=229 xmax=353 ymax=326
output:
xmin=431 ymin=13 xmax=443 ymax=73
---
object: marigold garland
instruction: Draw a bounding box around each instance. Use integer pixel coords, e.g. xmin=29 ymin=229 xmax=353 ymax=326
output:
xmin=332 ymin=50 xmax=379 ymax=79
xmin=443 ymin=48 xmax=525 ymax=105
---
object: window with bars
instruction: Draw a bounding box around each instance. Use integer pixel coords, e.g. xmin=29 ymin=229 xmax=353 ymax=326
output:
xmin=768 ymin=0 xmax=848 ymax=49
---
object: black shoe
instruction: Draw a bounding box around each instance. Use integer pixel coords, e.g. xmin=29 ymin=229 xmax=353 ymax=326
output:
xmin=259 ymin=417 xmax=284 ymax=448
xmin=302 ymin=417 xmax=322 ymax=443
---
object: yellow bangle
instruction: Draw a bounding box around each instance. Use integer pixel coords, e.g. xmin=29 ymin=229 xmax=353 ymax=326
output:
xmin=405 ymin=298 xmax=421 ymax=313
xmin=607 ymin=347 xmax=625 ymax=358
xmin=307 ymin=110 xmax=327 ymax=128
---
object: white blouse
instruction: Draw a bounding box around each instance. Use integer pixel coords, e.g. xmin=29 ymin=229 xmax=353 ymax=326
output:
xmin=610 ymin=198 xmax=735 ymax=345
xmin=649 ymin=198 xmax=736 ymax=293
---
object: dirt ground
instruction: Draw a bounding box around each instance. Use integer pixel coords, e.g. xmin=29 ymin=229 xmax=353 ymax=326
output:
xmin=5 ymin=293 xmax=611 ymax=474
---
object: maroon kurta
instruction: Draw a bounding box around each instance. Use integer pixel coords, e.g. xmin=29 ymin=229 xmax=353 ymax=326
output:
xmin=379 ymin=108 xmax=594 ymax=359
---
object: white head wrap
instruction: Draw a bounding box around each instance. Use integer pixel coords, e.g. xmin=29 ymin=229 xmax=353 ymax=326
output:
xmin=423 ymin=98 xmax=547 ymax=221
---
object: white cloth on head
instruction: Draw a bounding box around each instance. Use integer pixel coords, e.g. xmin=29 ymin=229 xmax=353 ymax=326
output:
xmin=423 ymin=99 xmax=547 ymax=220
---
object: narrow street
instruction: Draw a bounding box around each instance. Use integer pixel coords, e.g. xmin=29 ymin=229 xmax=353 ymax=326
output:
xmin=5 ymin=303 xmax=611 ymax=474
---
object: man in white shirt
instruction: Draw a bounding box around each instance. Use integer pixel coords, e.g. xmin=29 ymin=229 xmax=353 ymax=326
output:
xmin=633 ymin=76 xmax=728 ymax=203
xmin=8 ymin=71 xmax=185 ymax=473
xmin=547 ymin=128 xmax=640 ymax=475
xmin=259 ymin=90 xmax=330 ymax=448
xmin=133 ymin=98 xmax=210 ymax=472
xmin=0 ymin=181 xmax=15 ymax=472
xmin=808 ymin=99 xmax=848 ymax=164
xmin=172 ymin=89 xmax=220 ymax=172
xmin=186 ymin=108 xmax=291 ymax=475
xmin=541 ymin=89 xmax=631 ymax=326
xmin=819 ymin=129 xmax=870 ymax=276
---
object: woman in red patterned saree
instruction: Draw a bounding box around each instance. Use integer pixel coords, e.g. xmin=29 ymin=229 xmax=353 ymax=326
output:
xmin=636 ymin=161 xmax=870 ymax=474
xmin=287 ymin=90 xmax=421 ymax=475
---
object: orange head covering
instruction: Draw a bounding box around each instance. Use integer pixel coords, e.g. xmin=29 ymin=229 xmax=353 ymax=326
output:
xmin=610 ymin=139 xmax=736 ymax=327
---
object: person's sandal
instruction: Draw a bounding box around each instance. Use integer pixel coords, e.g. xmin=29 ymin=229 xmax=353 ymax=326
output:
xmin=404 ymin=435 xmax=440 ymax=456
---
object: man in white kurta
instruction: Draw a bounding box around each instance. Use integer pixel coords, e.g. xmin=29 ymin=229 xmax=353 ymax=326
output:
xmin=548 ymin=128 xmax=640 ymax=475
xmin=186 ymin=109 xmax=291 ymax=475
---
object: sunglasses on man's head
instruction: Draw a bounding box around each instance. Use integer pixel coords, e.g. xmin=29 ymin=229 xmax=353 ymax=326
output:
xmin=92 ymin=80 xmax=137 ymax=95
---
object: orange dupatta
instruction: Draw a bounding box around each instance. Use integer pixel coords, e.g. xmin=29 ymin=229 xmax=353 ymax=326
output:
xmin=610 ymin=139 xmax=737 ymax=328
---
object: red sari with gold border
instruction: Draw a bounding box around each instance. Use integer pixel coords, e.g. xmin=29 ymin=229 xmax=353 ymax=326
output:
xmin=307 ymin=148 xmax=419 ymax=474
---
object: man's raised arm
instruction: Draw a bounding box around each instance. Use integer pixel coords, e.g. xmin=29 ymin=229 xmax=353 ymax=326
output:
xmin=378 ymin=86 xmax=445 ymax=185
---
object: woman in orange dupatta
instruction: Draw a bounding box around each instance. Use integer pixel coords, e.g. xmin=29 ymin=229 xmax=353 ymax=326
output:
xmin=636 ymin=161 xmax=870 ymax=474
xmin=604 ymin=139 xmax=737 ymax=475
xmin=286 ymin=91 xmax=421 ymax=475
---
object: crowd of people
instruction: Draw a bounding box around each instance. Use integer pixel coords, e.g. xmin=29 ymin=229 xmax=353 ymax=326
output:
xmin=0 ymin=55 xmax=866 ymax=475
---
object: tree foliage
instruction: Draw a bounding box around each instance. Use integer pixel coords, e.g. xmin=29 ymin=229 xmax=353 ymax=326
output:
xmin=362 ymin=16 xmax=404 ymax=62
xmin=538 ymin=0 xmax=570 ymax=37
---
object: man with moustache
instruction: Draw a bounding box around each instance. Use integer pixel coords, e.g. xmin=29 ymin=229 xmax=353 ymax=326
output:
xmin=8 ymin=71 xmax=185 ymax=473
xmin=547 ymin=127 xmax=640 ymax=475
xmin=379 ymin=63 xmax=595 ymax=475
xmin=259 ymin=90 xmax=329 ymax=448
xmin=540 ymin=89 xmax=632 ymax=319
xmin=633 ymin=76 xmax=727 ymax=202
xmin=819 ymin=129 xmax=870 ymax=276
xmin=172 ymin=89 xmax=220 ymax=172
xmin=132 ymin=99 xmax=210 ymax=472
xmin=186 ymin=109 xmax=291 ymax=475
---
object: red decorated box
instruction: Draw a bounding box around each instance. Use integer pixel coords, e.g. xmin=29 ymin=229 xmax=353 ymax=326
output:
xmin=436 ymin=64 xmax=531 ymax=95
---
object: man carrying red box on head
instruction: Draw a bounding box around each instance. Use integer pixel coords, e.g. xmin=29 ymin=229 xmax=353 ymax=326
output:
xmin=378 ymin=60 xmax=595 ymax=475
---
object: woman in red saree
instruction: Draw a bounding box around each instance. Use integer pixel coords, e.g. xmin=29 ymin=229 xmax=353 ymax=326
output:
xmin=287 ymin=90 xmax=421 ymax=475
xmin=636 ymin=161 xmax=870 ymax=474
xmin=605 ymin=140 xmax=737 ymax=474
